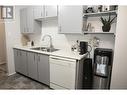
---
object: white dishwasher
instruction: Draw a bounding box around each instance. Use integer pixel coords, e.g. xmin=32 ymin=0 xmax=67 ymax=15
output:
xmin=50 ymin=56 xmax=76 ymax=89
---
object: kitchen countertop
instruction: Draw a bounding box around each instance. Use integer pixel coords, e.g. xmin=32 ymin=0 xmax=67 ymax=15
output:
xmin=13 ymin=46 xmax=88 ymax=60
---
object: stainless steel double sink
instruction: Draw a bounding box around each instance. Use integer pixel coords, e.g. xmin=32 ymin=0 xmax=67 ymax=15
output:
xmin=30 ymin=47 xmax=59 ymax=52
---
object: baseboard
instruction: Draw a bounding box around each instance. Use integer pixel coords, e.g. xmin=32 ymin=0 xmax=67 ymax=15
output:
xmin=7 ymin=72 xmax=16 ymax=76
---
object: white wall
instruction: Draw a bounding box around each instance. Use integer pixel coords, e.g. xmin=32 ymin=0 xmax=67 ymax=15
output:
xmin=111 ymin=6 xmax=127 ymax=89
xmin=0 ymin=7 xmax=6 ymax=64
xmin=5 ymin=6 xmax=22 ymax=75
xmin=29 ymin=18 xmax=115 ymax=59
xmin=0 ymin=19 xmax=6 ymax=64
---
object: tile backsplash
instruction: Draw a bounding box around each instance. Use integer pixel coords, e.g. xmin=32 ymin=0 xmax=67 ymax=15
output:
xmin=28 ymin=19 xmax=115 ymax=58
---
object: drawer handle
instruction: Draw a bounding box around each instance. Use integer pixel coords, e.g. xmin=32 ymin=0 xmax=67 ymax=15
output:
xmin=50 ymin=57 xmax=75 ymax=62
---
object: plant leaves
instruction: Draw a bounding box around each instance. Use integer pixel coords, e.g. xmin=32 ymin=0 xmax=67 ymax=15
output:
xmin=110 ymin=15 xmax=117 ymax=24
xmin=100 ymin=14 xmax=117 ymax=26
xmin=108 ymin=15 xmax=111 ymax=22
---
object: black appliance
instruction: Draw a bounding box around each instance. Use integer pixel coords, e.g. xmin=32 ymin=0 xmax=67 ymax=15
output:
xmin=79 ymin=41 xmax=88 ymax=55
xmin=93 ymin=48 xmax=113 ymax=89
xmin=82 ymin=58 xmax=93 ymax=89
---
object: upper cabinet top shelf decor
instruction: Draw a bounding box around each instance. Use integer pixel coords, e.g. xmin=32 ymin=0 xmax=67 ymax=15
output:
xmin=83 ymin=5 xmax=118 ymax=17
xmin=83 ymin=5 xmax=118 ymax=34
xmin=83 ymin=10 xmax=117 ymax=17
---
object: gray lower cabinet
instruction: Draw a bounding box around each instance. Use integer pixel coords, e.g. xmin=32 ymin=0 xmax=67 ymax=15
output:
xmin=14 ymin=49 xmax=28 ymax=76
xmin=27 ymin=52 xmax=38 ymax=80
xmin=38 ymin=54 xmax=49 ymax=86
xmin=14 ymin=49 xmax=20 ymax=72
xmin=14 ymin=49 xmax=50 ymax=86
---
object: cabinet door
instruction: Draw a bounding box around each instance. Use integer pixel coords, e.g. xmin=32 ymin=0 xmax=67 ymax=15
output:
xmin=27 ymin=52 xmax=38 ymax=80
xmin=20 ymin=8 xmax=27 ymax=33
xmin=14 ymin=49 xmax=28 ymax=76
xmin=26 ymin=7 xmax=34 ymax=33
xmin=34 ymin=6 xmax=44 ymax=19
xmin=20 ymin=50 xmax=28 ymax=76
xmin=44 ymin=6 xmax=57 ymax=17
xmin=38 ymin=54 xmax=49 ymax=86
xmin=14 ymin=49 xmax=21 ymax=72
xmin=58 ymin=6 xmax=83 ymax=34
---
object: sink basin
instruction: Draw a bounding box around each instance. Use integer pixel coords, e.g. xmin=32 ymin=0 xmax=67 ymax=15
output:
xmin=30 ymin=47 xmax=59 ymax=52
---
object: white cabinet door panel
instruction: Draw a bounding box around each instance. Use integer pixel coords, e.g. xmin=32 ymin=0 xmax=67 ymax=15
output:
xmin=20 ymin=8 xmax=27 ymax=33
xmin=58 ymin=6 xmax=83 ymax=34
xmin=20 ymin=7 xmax=42 ymax=34
xmin=45 ymin=6 xmax=57 ymax=17
xmin=34 ymin=6 xmax=44 ymax=19
xmin=27 ymin=7 xmax=34 ymax=33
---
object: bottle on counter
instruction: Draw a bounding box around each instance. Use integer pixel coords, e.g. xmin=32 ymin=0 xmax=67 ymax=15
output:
xmin=71 ymin=40 xmax=80 ymax=52
xmin=31 ymin=41 xmax=34 ymax=46
xmin=76 ymin=40 xmax=80 ymax=52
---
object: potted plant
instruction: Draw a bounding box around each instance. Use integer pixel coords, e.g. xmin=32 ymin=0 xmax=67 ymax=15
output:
xmin=100 ymin=15 xmax=116 ymax=32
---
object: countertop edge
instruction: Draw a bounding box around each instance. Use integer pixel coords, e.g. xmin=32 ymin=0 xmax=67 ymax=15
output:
xmin=13 ymin=46 xmax=88 ymax=60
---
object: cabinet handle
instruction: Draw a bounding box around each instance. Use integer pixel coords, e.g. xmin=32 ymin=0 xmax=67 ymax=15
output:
xmin=34 ymin=54 xmax=35 ymax=61
xmin=17 ymin=51 xmax=18 ymax=56
xmin=20 ymin=51 xmax=22 ymax=56
xmin=50 ymin=57 xmax=75 ymax=62
xmin=38 ymin=55 xmax=40 ymax=62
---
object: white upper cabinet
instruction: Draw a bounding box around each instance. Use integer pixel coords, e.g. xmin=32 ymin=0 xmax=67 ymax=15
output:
xmin=20 ymin=8 xmax=27 ymax=33
xmin=20 ymin=7 xmax=42 ymax=34
xmin=33 ymin=6 xmax=44 ymax=19
xmin=58 ymin=6 xmax=83 ymax=34
xmin=33 ymin=6 xmax=57 ymax=20
xmin=44 ymin=6 xmax=57 ymax=18
xmin=26 ymin=7 xmax=34 ymax=33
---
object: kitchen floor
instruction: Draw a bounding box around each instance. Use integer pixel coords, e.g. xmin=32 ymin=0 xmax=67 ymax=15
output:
xmin=0 ymin=64 xmax=50 ymax=89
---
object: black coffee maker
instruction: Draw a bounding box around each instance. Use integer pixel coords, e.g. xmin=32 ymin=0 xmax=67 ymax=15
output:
xmin=79 ymin=41 xmax=88 ymax=55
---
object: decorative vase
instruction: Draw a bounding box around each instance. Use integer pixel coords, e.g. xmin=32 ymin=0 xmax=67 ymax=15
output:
xmin=102 ymin=25 xmax=111 ymax=32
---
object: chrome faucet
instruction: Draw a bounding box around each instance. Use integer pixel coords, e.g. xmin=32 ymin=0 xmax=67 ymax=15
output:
xmin=42 ymin=35 xmax=54 ymax=49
